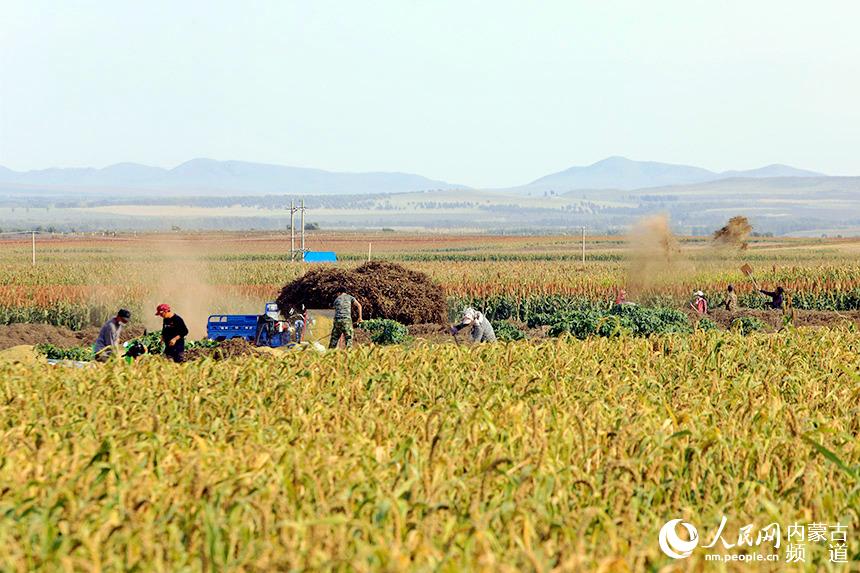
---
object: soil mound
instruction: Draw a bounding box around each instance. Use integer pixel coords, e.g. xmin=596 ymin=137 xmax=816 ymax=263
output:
xmin=351 ymin=327 xmax=373 ymax=346
xmin=0 ymin=324 xmax=82 ymax=350
xmin=276 ymin=261 xmax=447 ymax=325
xmin=0 ymin=323 xmax=146 ymax=351
xmin=405 ymin=322 xmax=455 ymax=344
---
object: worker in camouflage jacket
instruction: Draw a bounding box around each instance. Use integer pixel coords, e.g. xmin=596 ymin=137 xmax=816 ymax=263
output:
xmin=329 ymin=291 xmax=362 ymax=348
xmin=451 ymin=307 xmax=497 ymax=343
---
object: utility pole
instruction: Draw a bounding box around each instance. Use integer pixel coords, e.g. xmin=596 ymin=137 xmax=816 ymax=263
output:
xmin=32 ymin=231 xmax=36 ymax=266
xmin=288 ymin=199 xmax=308 ymax=261
xmin=289 ymin=199 xmax=295 ymax=261
xmin=300 ymin=199 xmax=305 ymax=254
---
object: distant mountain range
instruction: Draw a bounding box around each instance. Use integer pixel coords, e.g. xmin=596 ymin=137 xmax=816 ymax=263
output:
xmin=0 ymin=158 xmax=464 ymax=195
xmin=524 ymin=156 xmax=824 ymax=191
xmin=0 ymin=156 xmax=828 ymax=196
xmin=2 ymin=157 xmax=858 ymax=236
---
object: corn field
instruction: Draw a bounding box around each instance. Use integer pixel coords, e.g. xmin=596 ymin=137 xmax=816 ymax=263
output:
xmin=2 ymin=331 xmax=858 ymax=570
xmin=3 ymin=234 xmax=860 ymax=329
xmin=2 ymin=233 xmax=860 ymax=570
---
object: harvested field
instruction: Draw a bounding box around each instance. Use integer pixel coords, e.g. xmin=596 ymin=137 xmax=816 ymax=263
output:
xmin=401 ymin=322 xmax=452 ymax=344
xmin=276 ymin=261 xmax=447 ymax=325
xmin=406 ymin=322 xmax=449 ymax=336
xmin=701 ymin=308 xmax=860 ymax=330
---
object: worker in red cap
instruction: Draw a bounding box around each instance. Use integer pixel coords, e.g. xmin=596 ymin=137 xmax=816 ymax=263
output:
xmin=155 ymin=304 xmax=188 ymax=363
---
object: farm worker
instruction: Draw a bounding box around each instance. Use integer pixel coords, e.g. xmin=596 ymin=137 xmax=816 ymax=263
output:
xmin=759 ymin=286 xmax=785 ymax=310
xmin=94 ymin=308 xmax=131 ymax=362
xmin=293 ymin=310 xmax=306 ymax=343
xmin=254 ymin=314 xmax=277 ymax=346
xmin=329 ymin=291 xmax=362 ymax=349
xmin=292 ymin=317 xmax=304 ymax=343
xmin=155 ymin=303 xmax=188 ymax=363
xmin=288 ymin=305 xmax=307 ymax=343
xmin=690 ymin=291 xmax=708 ymax=314
xmin=613 ymin=288 xmax=637 ymax=308
xmin=724 ymin=284 xmax=739 ymax=311
xmin=254 ymin=303 xmax=286 ymax=346
xmin=451 ymin=307 xmax=497 ymax=343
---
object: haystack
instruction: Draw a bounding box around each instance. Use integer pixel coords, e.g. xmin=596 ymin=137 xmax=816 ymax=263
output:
xmin=276 ymin=261 xmax=447 ymax=325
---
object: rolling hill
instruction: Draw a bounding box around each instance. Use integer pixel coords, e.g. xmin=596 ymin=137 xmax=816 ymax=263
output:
xmin=0 ymin=159 xmax=465 ymax=195
xmin=3 ymin=156 xmax=856 ymax=235
xmin=525 ymin=156 xmax=823 ymax=191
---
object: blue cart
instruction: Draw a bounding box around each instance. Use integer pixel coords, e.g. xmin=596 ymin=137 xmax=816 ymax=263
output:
xmin=207 ymin=303 xmax=304 ymax=347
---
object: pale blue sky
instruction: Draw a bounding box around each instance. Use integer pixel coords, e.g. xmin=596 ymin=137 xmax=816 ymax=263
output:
xmin=1 ymin=0 xmax=858 ymax=187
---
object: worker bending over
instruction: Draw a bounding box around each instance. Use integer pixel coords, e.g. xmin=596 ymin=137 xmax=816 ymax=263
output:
xmin=451 ymin=307 xmax=497 ymax=343
xmin=690 ymin=290 xmax=708 ymax=314
xmin=94 ymin=308 xmax=131 ymax=362
xmin=289 ymin=306 xmax=307 ymax=343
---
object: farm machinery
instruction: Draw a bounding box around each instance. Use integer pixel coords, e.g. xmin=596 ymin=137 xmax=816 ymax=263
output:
xmin=206 ymin=302 xmax=310 ymax=348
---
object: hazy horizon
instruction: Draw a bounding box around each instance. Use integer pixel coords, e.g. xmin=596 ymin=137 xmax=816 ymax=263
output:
xmin=3 ymin=1 xmax=859 ymax=187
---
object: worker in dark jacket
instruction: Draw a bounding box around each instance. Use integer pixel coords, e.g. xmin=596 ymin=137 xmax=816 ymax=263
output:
xmin=759 ymin=286 xmax=785 ymax=310
xmin=155 ymin=303 xmax=188 ymax=362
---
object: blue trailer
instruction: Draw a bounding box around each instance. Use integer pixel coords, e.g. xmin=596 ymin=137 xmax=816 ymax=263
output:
xmin=207 ymin=302 xmax=303 ymax=347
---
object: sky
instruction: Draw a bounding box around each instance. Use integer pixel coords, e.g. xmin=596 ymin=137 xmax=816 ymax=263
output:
xmin=1 ymin=0 xmax=859 ymax=188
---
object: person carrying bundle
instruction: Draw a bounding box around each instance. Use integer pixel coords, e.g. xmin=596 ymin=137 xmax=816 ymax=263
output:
xmin=451 ymin=307 xmax=496 ymax=343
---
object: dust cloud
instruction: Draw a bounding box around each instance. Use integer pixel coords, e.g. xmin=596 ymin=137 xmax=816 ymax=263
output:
xmin=139 ymin=238 xmax=224 ymax=339
xmin=626 ymin=214 xmax=687 ymax=296
xmin=713 ymin=216 xmax=753 ymax=250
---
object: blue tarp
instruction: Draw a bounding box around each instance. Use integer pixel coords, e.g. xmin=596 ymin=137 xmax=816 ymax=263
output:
xmin=303 ymin=251 xmax=337 ymax=262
